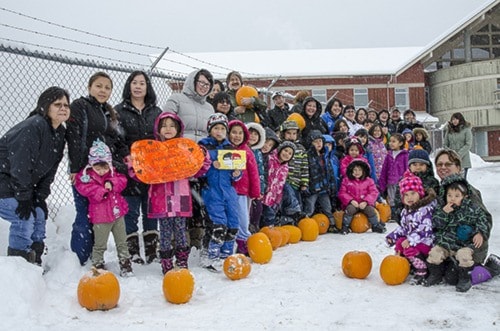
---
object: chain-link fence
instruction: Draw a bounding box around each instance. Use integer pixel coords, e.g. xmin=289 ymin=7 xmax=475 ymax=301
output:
xmin=0 ymin=44 xmax=183 ymax=217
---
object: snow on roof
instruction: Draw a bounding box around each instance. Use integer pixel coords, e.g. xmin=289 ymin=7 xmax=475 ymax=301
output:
xmin=153 ymin=47 xmax=424 ymax=79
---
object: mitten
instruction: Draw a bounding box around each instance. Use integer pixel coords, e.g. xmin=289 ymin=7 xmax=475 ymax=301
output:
xmin=15 ymin=199 xmax=35 ymax=220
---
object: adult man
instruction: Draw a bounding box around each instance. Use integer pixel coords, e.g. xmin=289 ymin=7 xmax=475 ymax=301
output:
xmin=265 ymin=91 xmax=292 ymax=132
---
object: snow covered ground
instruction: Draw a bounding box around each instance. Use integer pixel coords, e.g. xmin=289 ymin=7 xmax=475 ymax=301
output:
xmin=1 ymin=154 xmax=499 ymax=330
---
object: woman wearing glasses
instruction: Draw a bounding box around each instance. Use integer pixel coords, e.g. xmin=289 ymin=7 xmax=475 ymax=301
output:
xmin=164 ymin=69 xmax=215 ymax=142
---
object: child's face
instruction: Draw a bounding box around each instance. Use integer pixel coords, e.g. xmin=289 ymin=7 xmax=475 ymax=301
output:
xmin=348 ymin=145 xmax=360 ymax=158
xmin=262 ymin=139 xmax=276 ymax=154
xmin=312 ymin=138 xmax=323 ymax=152
xmin=210 ymin=124 xmax=227 ymax=141
xmin=325 ymin=142 xmax=333 ymax=152
xmin=159 ymin=118 xmax=178 ymax=140
xmin=363 ymin=122 xmax=373 ymax=130
xmin=284 ymin=129 xmax=298 ymax=141
xmin=279 ymin=147 xmax=294 ymax=163
xmin=248 ymin=129 xmax=260 ymax=146
xmin=447 ymin=188 xmax=465 ymax=207
xmin=229 ymin=125 xmax=245 ymax=146
xmin=403 ymin=190 xmax=420 ymax=207
xmin=404 ymin=133 xmax=412 ymax=141
xmin=389 ymin=136 xmax=403 ymax=151
xmin=92 ymin=163 xmax=110 ymax=176
xmin=338 ymin=122 xmax=349 ymax=133
xmin=352 ymin=166 xmax=363 ymax=179
xmin=409 ymin=162 xmax=428 ymax=174
xmin=372 ymin=126 xmax=382 ymax=138
xmin=357 ymin=135 xmax=368 ymax=145
xmin=415 ymin=132 xmax=423 ymax=141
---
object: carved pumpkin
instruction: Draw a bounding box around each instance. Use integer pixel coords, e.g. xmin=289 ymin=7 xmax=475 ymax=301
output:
xmin=286 ymin=113 xmax=306 ymax=130
xmin=247 ymin=233 xmax=273 ymax=264
xmin=298 ymin=217 xmax=319 ymax=241
xmin=236 ymin=86 xmax=258 ymax=108
xmin=223 ymin=254 xmax=252 ymax=281
xmin=162 ymin=268 xmax=195 ymax=304
xmin=379 ymin=255 xmax=411 ymax=285
xmin=312 ymin=213 xmax=330 ymax=234
xmin=376 ymin=202 xmax=391 ymax=223
xmin=282 ymin=225 xmax=302 ymax=244
xmin=342 ymin=251 xmax=372 ymax=279
xmin=350 ymin=213 xmax=370 ymax=233
xmin=260 ymin=226 xmax=283 ymax=250
xmin=77 ymin=267 xmax=120 ymax=311
xmin=333 ymin=210 xmax=344 ymax=230
xmin=275 ymin=227 xmax=290 ymax=246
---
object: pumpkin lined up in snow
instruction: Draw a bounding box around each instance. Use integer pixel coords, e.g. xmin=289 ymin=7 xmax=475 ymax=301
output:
xmin=342 ymin=251 xmax=372 ymax=279
xmin=379 ymin=255 xmax=410 ymax=285
xmin=77 ymin=267 xmax=120 ymax=311
xmin=282 ymin=225 xmax=302 ymax=243
xmin=376 ymin=202 xmax=391 ymax=223
xmin=260 ymin=226 xmax=282 ymax=250
xmin=247 ymin=232 xmax=273 ymax=264
xmin=312 ymin=213 xmax=330 ymax=234
xmin=275 ymin=227 xmax=290 ymax=246
xmin=162 ymin=268 xmax=195 ymax=304
xmin=333 ymin=210 xmax=344 ymax=230
xmin=223 ymin=254 xmax=252 ymax=280
xmin=350 ymin=213 xmax=370 ymax=233
xmin=298 ymin=217 xmax=319 ymax=241
xmin=235 ymin=86 xmax=259 ymax=108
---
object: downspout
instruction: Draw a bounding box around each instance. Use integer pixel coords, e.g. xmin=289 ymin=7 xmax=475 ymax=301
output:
xmin=386 ymin=74 xmax=395 ymax=109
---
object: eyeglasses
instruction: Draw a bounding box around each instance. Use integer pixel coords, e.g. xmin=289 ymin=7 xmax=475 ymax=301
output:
xmin=197 ymin=81 xmax=211 ymax=88
xmin=218 ymin=100 xmax=230 ymax=105
xmin=52 ymin=102 xmax=70 ymax=109
xmin=436 ymin=162 xmax=454 ymax=168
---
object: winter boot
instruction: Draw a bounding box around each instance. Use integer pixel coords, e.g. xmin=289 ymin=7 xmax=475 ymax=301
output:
xmin=443 ymin=256 xmax=459 ymax=285
xmin=126 ymin=233 xmax=144 ymax=264
xmin=31 ymin=241 xmax=45 ymax=266
xmin=7 ymin=247 xmax=36 ymax=263
xmin=159 ymin=249 xmax=174 ymax=275
xmin=341 ymin=214 xmax=352 ymax=235
xmin=369 ymin=216 xmax=386 ymax=234
xmin=236 ymin=238 xmax=249 ymax=256
xmin=456 ymin=266 xmax=472 ymax=292
xmin=424 ymin=263 xmax=445 ymax=287
xmin=220 ymin=228 xmax=238 ymax=259
xmin=408 ymin=256 xmax=427 ymax=285
xmin=175 ymin=246 xmax=190 ymax=269
xmin=205 ymin=240 xmax=223 ymax=272
xmin=119 ymin=258 xmax=134 ymax=277
xmin=484 ymin=254 xmax=500 ymax=277
xmin=143 ymin=230 xmax=159 ymax=264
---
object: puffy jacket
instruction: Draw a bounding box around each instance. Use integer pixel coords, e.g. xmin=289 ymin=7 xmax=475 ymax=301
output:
xmin=378 ymin=149 xmax=409 ymax=193
xmin=444 ymin=123 xmax=472 ymax=169
xmin=338 ymin=160 xmax=379 ymax=209
xmin=369 ymin=136 xmax=388 ymax=180
xmin=263 ymin=150 xmax=289 ymax=207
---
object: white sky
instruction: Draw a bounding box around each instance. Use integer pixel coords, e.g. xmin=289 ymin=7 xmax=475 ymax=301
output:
xmin=0 ymin=0 xmax=493 ymax=68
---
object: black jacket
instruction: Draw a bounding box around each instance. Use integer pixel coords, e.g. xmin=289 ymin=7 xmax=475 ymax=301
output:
xmin=0 ymin=115 xmax=66 ymax=201
xmin=264 ymin=104 xmax=292 ymax=132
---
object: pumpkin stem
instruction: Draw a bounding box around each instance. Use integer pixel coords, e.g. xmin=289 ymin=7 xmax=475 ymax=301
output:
xmin=91 ymin=266 xmax=101 ymax=277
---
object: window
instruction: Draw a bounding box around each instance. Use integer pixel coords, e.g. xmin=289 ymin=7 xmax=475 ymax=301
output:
xmin=312 ymin=89 xmax=326 ymax=106
xmin=354 ymin=88 xmax=368 ymax=109
xmin=395 ymin=88 xmax=409 ymax=110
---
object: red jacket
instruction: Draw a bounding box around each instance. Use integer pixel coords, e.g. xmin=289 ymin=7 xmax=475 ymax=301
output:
xmin=338 ymin=176 xmax=379 ymax=210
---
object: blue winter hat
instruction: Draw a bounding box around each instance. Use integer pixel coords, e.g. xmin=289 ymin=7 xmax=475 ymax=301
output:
xmin=408 ymin=149 xmax=430 ymax=166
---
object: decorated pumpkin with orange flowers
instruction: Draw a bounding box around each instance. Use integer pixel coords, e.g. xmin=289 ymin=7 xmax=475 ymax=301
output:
xmin=77 ymin=267 xmax=120 ymax=311
xmin=342 ymin=251 xmax=372 ymax=279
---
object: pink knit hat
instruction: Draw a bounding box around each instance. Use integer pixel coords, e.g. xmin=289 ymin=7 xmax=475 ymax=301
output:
xmin=399 ymin=170 xmax=424 ymax=198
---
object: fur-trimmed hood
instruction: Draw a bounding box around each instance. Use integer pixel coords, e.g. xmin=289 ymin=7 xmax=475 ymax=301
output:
xmin=246 ymin=122 xmax=266 ymax=150
xmin=412 ymin=127 xmax=429 ymax=140
xmin=228 ymin=119 xmax=250 ymax=147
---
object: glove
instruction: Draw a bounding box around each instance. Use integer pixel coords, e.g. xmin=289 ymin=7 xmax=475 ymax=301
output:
xmin=15 ymin=199 xmax=35 ymax=220
xmin=34 ymin=199 xmax=49 ymax=220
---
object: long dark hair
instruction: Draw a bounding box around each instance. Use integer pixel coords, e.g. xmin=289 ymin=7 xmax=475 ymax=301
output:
xmin=28 ymin=86 xmax=70 ymax=118
xmin=122 ymin=70 xmax=157 ymax=106
xmin=88 ymin=71 xmax=118 ymax=122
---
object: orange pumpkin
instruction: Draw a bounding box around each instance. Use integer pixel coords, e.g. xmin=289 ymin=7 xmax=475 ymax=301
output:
xmin=350 ymin=213 xmax=370 ymax=233
xmin=341 ymin=251 xmax=372 ymax=279
xmin=282 ymin=225 xmax=302 ymax=243
xmin=379 ymin=255 xmax=411 ymax=285
xmin=376 ymin=202 xmax=392 ymax=223
xmin=162 ymin=268 xmax=195 ymax=304
xmin=275 ymin=227 xmax=290 ymax=246
xmin=333 ymin=210 xmax=344 ymax=230
xmin=286 ymin=113 xmax=306 ymax=130
xmin=247 ymin=233 xmax=273 ymax=264
xmin=236 ymin=86 xmax=258 ymax=108
xmin=77 ymin=267 xmax=120 ymax=311
xmin=312 ymin=213 xmax=330 ymax=234
xmin=298 ymin=217 xmax=319 ymax=241
xmin=223 ymin=254 xmax=252 ymax=281
xmin=260 ymin=226 xmax=283 ymax=250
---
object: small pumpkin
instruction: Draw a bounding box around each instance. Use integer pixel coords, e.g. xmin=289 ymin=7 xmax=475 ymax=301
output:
xmin=247 ymin=233 xmax=273 ymax=264
xmin=282 ymin=225 xmax=302 ymax=244
xmin=350 ymin=212 xmax=370 ymax=233
xmin=342 ymin=251 xmax=372 ymax=279
xmin=379 ymin=255 xmax=411 ymax=285
xmin=223 ymin=254 xmax=252 ymax=281
xmin=162 ymin=268 xmax=195 ymax=304
xmin=235 ymin=86 xmax=259 ymax=108
xmin=298 ymin=217 xmax=319 ymax=241
xmin=312 ymin=213 xmax=330 ymax=234
xmin=333 ymin=210 xmax=344 ymax=230
xmin=77 ymin=267 xmax=120 ymax=311
xmin=286 ymin=113 xmax=306 ymax=131
xmin=260 ymin=226 xmax=283 ymax=250
xmin=275 ymin=227 xmax=290 ymax=246
xmin=376 ymin=202 xmax=391 ymax=223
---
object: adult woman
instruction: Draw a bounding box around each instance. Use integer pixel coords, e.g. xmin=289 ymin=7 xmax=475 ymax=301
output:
xmin=210 ymin=91 xmax=237 ymax=121
xmin=299 ymin=96 xmax=327 ymax=149
xmin=164 ymin=69 xmax=214 ymax=142
xmin=206 ymin=79 xmax=224 ymax=105
xmin=443 ymin=112 xmax=472 ymax=178
xmin=66 ymin=72 xmax=127 ymax=265
xmin=342 ymin=105 xmax=363 ymax=136
xmin=226 ymin=71 xmax=267 ymax=123
xmin=0 ymin=87 xmax=70 ymax=264
xmin=355 ymin=107 xmax=368 ymax=124
xmin=321 ymin=97 xmax=343 ymax=135
xmin=115 ymin=70 xmax=162 ymax=264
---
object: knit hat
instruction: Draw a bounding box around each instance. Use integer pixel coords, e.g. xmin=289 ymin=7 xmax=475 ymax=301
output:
xmin=344 ymin=136 xmax=365 ymax=155
xmin=264 ymin=127 xmax=280 ymax=147
xmin=277 ymin=141 xmax=296 ymax=159
xmin=271 ymin=91 xmax=284 ymax=100
xmin=280 ymin=120 xmax=300 ymax=133
xmin=402 ymin=128 xmax=413 ymax=136
xmin=399 ymin=171 xmax=425 ymax=198
xmin=310 ymin=130 xmax=324 ymax=142
xmin=408 ymin=149 xmax=431 ymax=166
xmin=88 ymin=139 xmax=112 ymax=167
xmin=206 ymin=113 xmax=228 ymax=133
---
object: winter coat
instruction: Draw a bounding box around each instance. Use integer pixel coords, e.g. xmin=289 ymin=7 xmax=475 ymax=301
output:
xmin=164 ymin=69 xmax=215 ymax=142
xmin=340 ymin=155 xmax=374 ymax=180
xmin=75 ymin=167 xmax=129 ymax=224
xmin=66 ymin=96 xmax=128 ymax=174
xmin=396 ymin=120 xmax=423 ymax=134
xmin=147 ymin=113 xmax=210 ymax=219
xmin=265 ymin=104 xmax=292 ymax=132
xmin=299 ymin=97 xmax=328 ymax=148
xmin=286 ymin=141 xmax=309 ymax=190
xmin=412 ymin=127 xmax=432 ymax=154
xmin=307 ymin=145 xmax=336 ymax=196
xmin=378 ymin=149 xmax=409 ymax=193
xmin=263 ymin=149 xmax=289 ymax=207
xmin=227 ymin=88 xmax=267 ymax=124
xmin=338 ymin=160 xmax=379 ymax=209
xmin=115 ymin=100 xmax=162 ymax=196
xmin=386 ymin=189 xmax=437 ymax=247
xmin=321 ymin=112 xmax=342 ymax=136
xmin=345 ymin=119 xmax=363 ymax=136
xmin=444 ymin=123 xmax=472 ymax=169
xmin=0 ymin=114 xmax=66 ymax=201
xmin=246 ymin=122 xmax=266 ymax=195
xmin=228 ymin=120 xmax=261 ymax=199
xmin=369 ymin=136 xmax=388 ymax=180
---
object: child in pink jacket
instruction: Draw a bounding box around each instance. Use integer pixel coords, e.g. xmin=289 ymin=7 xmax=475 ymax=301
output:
xmin=75 ymin=139 xmax=131 ymax=276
